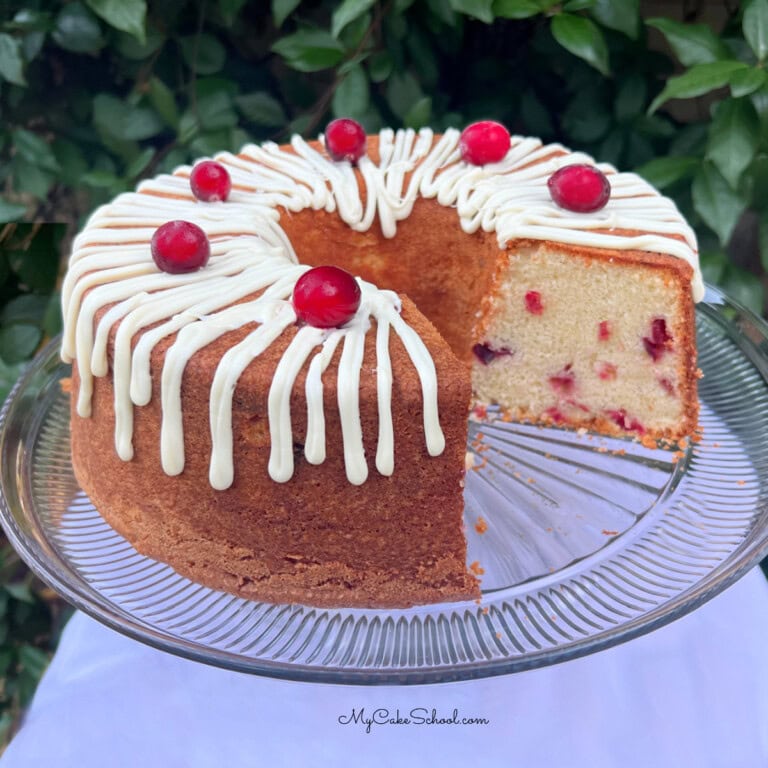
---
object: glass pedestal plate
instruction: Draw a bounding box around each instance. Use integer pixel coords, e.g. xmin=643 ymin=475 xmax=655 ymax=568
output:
xmin=1 ymin=285 xmax=767 ymax=684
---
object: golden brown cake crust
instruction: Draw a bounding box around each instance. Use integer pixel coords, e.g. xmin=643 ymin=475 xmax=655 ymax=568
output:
xmin=70 ymin=297 xmax=480 ymax=608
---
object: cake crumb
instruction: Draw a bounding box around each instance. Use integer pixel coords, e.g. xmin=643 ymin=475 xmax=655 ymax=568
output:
xmin=474 ymin=517 xmax=488 ymax=534
xmin=469 ymin=561 xmax=485 ymax=576
xmin=602 ymin=529 xmax=619 ymax=536
xmin=59 ymin=377 xmax=72 ymax=394
xmin=737 ymin=479 xmax=746 ymax=486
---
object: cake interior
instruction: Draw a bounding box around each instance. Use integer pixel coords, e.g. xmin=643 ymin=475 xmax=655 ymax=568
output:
xmin=282 ymin=199 xmax=697 ymax=441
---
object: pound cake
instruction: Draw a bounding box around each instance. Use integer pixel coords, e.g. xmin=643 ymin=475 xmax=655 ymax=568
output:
xmin=61 ymin=120 xmax=702 ymax=608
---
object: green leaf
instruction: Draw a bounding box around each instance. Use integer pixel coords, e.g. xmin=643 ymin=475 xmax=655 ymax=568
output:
xmin=42 ymin=292 xmax=63 ymax=338
xmin=179 ymin=34 xmax=226 ymax=76
xmin=6 ymin=224 xmax=64 ymax=294
xmin=404 ymin=95 xmax=432 ymax=128
xmin=492 ymin=0 xmax=541 ymax=18
xmin=272 ymin=0 xmax=302 ymax=27
xmin=53 ymin=138 xmax=89 ymax=186
xmin=0 ymin=295 xmax=50 ymax=326
xmin=648 ymin=61 xmax=749 ymax=113
xmin=0 ymin=324 xmax=42 ymax=364
xmin=115 ymin=27 xmax=164 ymax=60
xmin=385 ymin=71 xmax=423 ymax=119
xmin=148 ymin=76 xmax=179 ymax=130
xmin=614 ymin=74 xmax=646 ymax=122
xmin=271 ymin=29 xmax=345 ymax=72
xmin=93 ymin=94 xmax=165 ymax=142
xmin=759 ymin=209 xmax=768 ymax=271
xmin=339 ymin=12 xmax=372 ymax=49
xmin=4 ymin=582 xmax=34 ymax=603
xmin=235 ymin=92 xmax=287 ymax=126
xmin=551 ymin=13 xmax=610 ymax=76
xmin=0 ymin=357 xmax=24 ymax=402
xmin=692 ymin=162 xmax=748 ymax=245
xmin=0 ymin=199 xmax=27 ymax=223
xmin=700 ymin=249 xmax=728 ymax=285
xmin=18 ymin=644 xmax=49 ymax=679
xmin=196 ymin=91 xmax=238 ymax=131
xmin=52 ymin=2 xmax=104 ymax=54
xmin=11 ymin=158 xmax=54 ymax=199
xmin=85 ymin=0 xmax=146 ymax=44
xmin=367 ymin=50 xmax=393 ymax=83
xmin=706 ymin=98 xmax=760 ymax=189
xmin=125 ymin=147 xmax=155 ymax=179
xmin=332 ymin=65 xmax=370 ymax=118
xmin=331 ymin=0 xmax=376 ymax=39
xmin=635 ymin=156 xmax=698 ymax=189
xmin=148 ymin=77 xmax=180 ymax=130
xmin=590 ymin=0 xmax=639 ymax=40
xmin=731 ymin=68 xmax=768 ymax=97
xmin=22 ymin=29 xmax=46 ymax=63
xmin=744 ymin=0 xmax=768 ymax=63
xmin=0 ymin=33 xmax=26 ymax=86
xmin=721 ymin=264 xmax=763 ymax=314
xmin=645 ymin=18 xmax=730 ymax=66
xmin=12 ymin=129 xmax=60 ymax=172
xmin=448 ymin=0 xmax=495 ymax=24
xmin=219 ymin=0 xmax=248 ymax=25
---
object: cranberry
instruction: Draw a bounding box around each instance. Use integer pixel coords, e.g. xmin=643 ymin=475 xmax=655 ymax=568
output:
xmin=325 ymin=118 xmax=367 ymax=163
xmin=549 ymin=364 xmax=575 ymax=395
xmin=659 ymin=377 xmax=675 ymax=395
xmin=547 ymin=164 xmax=611 ymax=213
xmin=524 ymin=290 xmax=544 ymax=315
xmin=607 ymin=409 xmax=645 ymax=434
xmin=544 ymin=406 xmax=566 ymax=423
xmin=190 ymin=160 xmax=232 ymax=202
xmin=459 ymin=121 xmax=510 ymax=165
xmin=643 ymin=318 xmax=672 ymax=361
xmin=151 ymin=220 xmax=210 ymax=274
xmin=472 ymin=343 xmax=514 ymax=365
xmin=292 ymin=266 xmax=361 ymax=328
xmin=595 ymin=361 xmax=617 ymax=381
xmin=598 ymin=320 xmax=611 ymax=341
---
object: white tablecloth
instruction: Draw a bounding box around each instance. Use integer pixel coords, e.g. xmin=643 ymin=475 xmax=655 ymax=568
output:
xmin=3 ymin=568 xmax=768 ymax=768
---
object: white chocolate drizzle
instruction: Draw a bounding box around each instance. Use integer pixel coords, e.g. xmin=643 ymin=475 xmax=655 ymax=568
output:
xmin=62 ymin=128 xmax=701 ymax=488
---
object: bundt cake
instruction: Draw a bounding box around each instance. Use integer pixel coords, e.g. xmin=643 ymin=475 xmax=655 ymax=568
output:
xmin=61 ymin=120 xmax=702 ymax=608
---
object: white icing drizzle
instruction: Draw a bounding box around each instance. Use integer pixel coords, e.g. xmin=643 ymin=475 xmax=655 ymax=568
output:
xmin=62 ymin=128 xmax=701 ymax=489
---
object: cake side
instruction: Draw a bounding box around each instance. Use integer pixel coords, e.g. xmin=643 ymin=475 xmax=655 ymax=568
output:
xmin=472 ymin=240 xmax=699 ymax=440
xmin=70 ymin=297 xmax=479 ymax=608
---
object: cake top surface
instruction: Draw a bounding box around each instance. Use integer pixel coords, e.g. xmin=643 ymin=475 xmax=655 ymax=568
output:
xmin=62 ymin=125 xmax=702 ymax=488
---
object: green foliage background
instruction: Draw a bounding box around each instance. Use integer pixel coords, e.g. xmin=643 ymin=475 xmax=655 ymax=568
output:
xmin=1 ymin=0 xmax=767 ymax=745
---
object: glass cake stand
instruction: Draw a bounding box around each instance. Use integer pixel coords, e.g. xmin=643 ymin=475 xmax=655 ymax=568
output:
xmin=1 ymin=284 xmax=768 ymax=685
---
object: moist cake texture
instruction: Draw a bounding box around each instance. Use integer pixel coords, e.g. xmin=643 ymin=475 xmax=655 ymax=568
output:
xmin=61 ymin=126 xmax=702 ymax=607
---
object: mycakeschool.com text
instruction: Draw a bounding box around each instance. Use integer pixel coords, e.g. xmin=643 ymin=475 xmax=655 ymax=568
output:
xmin=337 ymin=707 xmax=490 ymax=734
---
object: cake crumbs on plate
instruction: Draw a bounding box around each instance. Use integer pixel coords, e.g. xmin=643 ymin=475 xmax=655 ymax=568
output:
xmin=469 ymin=561 xmax=485 ymax=576
xmin=474 ymin=517 xmax=488 ymax=534
xmin=602 ymin=529 xmax=619 ymax=536
xmin=59 ymin=377 xmax=72 ymax=394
